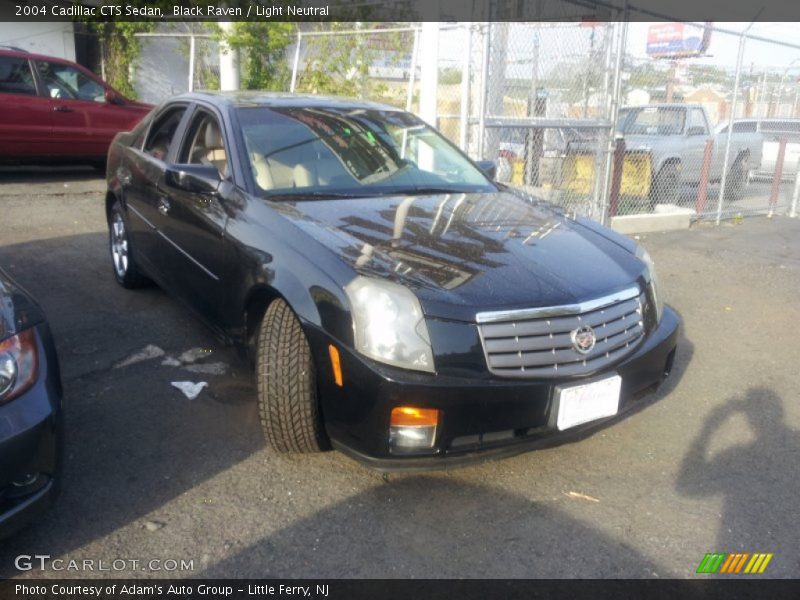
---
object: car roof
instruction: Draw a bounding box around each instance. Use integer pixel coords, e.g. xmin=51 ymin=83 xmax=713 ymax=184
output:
xmin=173 ymin=91 xmax=401 ymax=112
xmin=620 ymin=103 xmax=705 ymax=110
xmin=0 ymin=47 xmax=79 ymax=64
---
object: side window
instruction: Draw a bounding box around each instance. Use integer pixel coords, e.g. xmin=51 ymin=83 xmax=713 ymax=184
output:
xmin=36 ymin=61 xmax=105 ymax=101
xmin=0 ymin=56 xmax=36 ymax=96
xmin=732 ymin=121 xmax=757 ymax=133
xmin=179 ymin=112 xmax=230 ymax=179
xmin=143 ymin=106 xmax=187 ymax=161
xmin=688 ymin=109 xmax=708 ymax=134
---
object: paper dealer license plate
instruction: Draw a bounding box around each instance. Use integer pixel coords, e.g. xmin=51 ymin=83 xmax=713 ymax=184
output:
xmin=555 ymin=374 xmax=622 ymax=431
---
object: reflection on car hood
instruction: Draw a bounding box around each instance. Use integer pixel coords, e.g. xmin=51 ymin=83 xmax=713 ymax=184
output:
xmin=0 ymin=268 xmax=45 ymax=340
xmin=275 ymin=190 xmax=645 ymax=322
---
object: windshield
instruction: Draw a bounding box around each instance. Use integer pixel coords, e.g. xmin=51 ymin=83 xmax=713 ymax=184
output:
xmin=237 ymin=106 xmax=495 ymax=198
xmin=618 ymin=107 xmax=686 ymax=136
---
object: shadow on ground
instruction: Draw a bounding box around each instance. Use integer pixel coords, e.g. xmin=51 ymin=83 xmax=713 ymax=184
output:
xmin=201 ymin=477 xmax=671 ymax=578
xmin=677 ymin=387 xmax=800 ymax=575
xmin=0 ymin=165 xmax=102 ymax=185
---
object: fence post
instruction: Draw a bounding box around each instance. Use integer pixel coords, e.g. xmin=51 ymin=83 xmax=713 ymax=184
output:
xmin=790 ymin=158 xmax=800 ymax=218
xmin=609 ymin=136 xmax=626 ymax=218
xmin=769 ymin=138 xmax=787 ymax=216
xmin=591 ymin=23 xmax=614 ymax=220
xmin=188 ymin=35 xmax=195 ymax=92
xmin=406 ymin=27 xmax=420 ymax=112
xmin=715 ymin=31 xmax=747 ymax=225
xmin=695 ymin=139 xmax=715 ymax=213
xmin=419 ymin=22 xmax=440 ymax=125
xmin=458 ymin=24 xmax=471 ymax=152
xmin=290 ymin=31 xmax=302 ymax=92
xmin=476 ymin=23 xmax=490 ymax=160
xmin=600 ymin=19 xmax=628 ymax=226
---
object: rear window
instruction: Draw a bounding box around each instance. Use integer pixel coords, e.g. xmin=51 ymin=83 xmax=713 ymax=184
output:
xmin=760 ymin=120 xmax=800 ymax=133
xmin=719 ymin=122 xmax=758 ymax=134
xmin=619 ymin=107 xmax=686 ymax=136
xmin=0 ymin=56 xmax=36 ymax=96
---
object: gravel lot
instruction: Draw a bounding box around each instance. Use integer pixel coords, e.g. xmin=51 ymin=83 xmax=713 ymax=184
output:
xmin=0 ymin=166 xmax=798 ymax=579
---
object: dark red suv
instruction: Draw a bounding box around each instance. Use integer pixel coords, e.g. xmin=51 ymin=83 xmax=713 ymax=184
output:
xmin=0 ymin=47 xmax=152 ymax=166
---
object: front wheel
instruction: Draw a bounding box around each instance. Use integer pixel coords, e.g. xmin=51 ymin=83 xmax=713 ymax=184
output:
xmin=256 ymin=298 xmax=327 ymax=453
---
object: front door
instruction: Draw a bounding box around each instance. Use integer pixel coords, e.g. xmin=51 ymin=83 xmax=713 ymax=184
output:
xmin=158 ymin=108 xmax=231 ymax=326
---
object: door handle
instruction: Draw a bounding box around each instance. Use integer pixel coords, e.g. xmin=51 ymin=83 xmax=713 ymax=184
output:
xmin=158 ymin=196 xmax=170 ymax=216
xmin=53 ymin=105 xmax=73 ymax=113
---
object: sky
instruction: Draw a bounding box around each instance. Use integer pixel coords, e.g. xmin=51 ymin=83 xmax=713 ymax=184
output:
xmin=619 ymin=22 xmax=800 ymax=71
xmin=437 ymin=22 xmax=800 ymax=76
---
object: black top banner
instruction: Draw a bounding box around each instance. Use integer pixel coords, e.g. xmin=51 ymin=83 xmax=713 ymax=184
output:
xmin=2 ymin=0 xmax=800 ymax=23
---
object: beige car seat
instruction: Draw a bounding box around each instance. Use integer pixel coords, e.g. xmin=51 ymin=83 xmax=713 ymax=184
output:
xmin=250 ymin=144 xmax=318 ymax=191
xmin=200 ymin=121 xmax=228 ymax=177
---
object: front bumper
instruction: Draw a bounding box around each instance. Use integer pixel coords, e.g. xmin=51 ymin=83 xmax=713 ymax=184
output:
xmin=0 ymin=324 xmax=63 ymax=538
xmin=311 ymin=305 xmax=680 ymax=471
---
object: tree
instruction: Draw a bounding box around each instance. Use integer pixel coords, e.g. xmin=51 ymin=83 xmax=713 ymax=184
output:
xmin=294 ymin=24 xmax=412 ymax=100
xmin=219 ymin=22 xmax=294 ymax=91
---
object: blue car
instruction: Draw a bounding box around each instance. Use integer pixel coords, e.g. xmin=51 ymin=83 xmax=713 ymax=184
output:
xmin=0 ymin=267 xmax=62 ymax=537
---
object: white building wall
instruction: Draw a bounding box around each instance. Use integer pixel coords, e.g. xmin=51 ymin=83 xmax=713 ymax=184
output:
xmin=0 ymin=22 xmax=75 ymax=60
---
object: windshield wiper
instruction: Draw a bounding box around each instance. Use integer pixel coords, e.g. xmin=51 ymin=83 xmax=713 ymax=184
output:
xmin=397 ymin=186 xmax=480 ymax=196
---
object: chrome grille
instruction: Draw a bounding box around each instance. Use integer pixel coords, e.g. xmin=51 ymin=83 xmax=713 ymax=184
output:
xmin=476 ymin=287 xmax=645 ymax=378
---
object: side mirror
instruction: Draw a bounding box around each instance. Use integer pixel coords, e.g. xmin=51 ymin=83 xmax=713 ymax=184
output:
xmin=105 ymin=88 xmax=124 ymax=105
xmin=476 ymin=159 xmax=497 ymax=180
xmin=686 ymin=126 xmax=706 ymax=137
xmin=165 ymin=164 xmax=221 ymax=195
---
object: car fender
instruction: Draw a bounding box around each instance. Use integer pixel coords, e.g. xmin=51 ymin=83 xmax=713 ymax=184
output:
xmin=224 ymin=211 xmax=355 ymax=347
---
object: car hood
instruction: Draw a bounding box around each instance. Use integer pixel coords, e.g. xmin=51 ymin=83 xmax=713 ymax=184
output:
xmin=276 ymin=190 xmax=646 ymax=322
xmin=0 ymin=268 xmax=45 ymax=340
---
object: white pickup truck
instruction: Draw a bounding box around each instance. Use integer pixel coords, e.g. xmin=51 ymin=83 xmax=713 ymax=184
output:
xmin=618 ymin=104 xmax=763 ymax=203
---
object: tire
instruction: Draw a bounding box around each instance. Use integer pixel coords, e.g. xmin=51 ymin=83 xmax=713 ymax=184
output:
xmin=649 ymin=163 xmax=679 ymax=209
xmin=108 ymin=201 xmax=148 ymax=289
xmin=724 ymin=155 xmax=748 ymax=201
xmin=256 ymin=298 xmax=326 ymax=453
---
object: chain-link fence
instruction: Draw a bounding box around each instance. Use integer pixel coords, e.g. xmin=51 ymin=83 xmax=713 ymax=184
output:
xmin=290 ymin=25 xmax=418 ymax=110
xmin=469 ymin=22 xmax=619 ymax=220
xmin=134 ymin=29 xmax=219 ymax=103
xmin=610 ymin=23 xmax=800 ymax=222
xmin=130 ymin=21 xmax=800 ymax=225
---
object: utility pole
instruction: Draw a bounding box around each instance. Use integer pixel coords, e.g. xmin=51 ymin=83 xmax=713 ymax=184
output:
xmin=218 ymin=22 xmax=240 ymax=91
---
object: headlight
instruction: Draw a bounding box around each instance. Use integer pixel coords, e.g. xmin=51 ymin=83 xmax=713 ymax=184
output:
xmin=344 ymin=276 xmax=435 ymax=373
xmin=0 ymin=329 xmax=39 ymax=405
xmin=635 ymin=245 xmax=664 ymax=323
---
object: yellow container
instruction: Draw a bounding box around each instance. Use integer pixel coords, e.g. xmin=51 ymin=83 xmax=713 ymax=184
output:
xmin=559 ymin=152 xmax=652 ymax=198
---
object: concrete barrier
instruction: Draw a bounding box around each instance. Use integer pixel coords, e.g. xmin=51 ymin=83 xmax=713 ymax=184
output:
xmin=610 ymin=204 xmax=695 ymax=234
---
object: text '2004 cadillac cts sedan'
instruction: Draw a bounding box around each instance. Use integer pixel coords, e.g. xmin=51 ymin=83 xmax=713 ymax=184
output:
xmin=105 ymin=92 xmax=679 ymax=470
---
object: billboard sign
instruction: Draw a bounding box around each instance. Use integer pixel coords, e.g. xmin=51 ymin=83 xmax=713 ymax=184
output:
xmin=647 ymin=22 xmax=711 ymax=58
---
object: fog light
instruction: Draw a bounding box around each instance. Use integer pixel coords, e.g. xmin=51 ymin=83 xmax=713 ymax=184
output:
xmin=6 ymin=472 xmax=47 ymax=500
xmin=389 ymin=407 xmax=440 ymax=452
xmin=12 ymin=473 xmax=39 ymax=488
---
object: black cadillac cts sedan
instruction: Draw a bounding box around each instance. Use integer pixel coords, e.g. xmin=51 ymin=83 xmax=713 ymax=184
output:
xmin=0 ymin=268 xmax=62 ymax=536
xmin=106 ymin=92 xmax=679 ymax=469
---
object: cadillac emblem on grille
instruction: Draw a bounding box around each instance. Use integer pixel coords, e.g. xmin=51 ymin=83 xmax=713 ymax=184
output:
xmin=571 ymin=325 xmax=596 ymax=354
